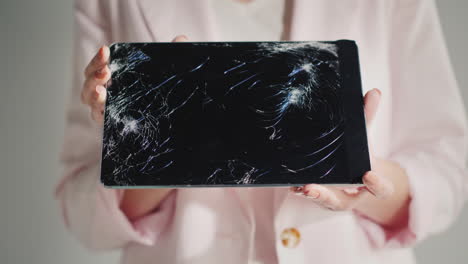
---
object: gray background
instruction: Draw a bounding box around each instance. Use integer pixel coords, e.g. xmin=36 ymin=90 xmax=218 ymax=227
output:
xmin=1 ymin=0 xmax=467 ymax=263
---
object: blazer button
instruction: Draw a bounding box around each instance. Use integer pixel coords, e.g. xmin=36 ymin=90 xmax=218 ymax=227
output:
xmin=280 ymin=227 xmax=301 ymax=248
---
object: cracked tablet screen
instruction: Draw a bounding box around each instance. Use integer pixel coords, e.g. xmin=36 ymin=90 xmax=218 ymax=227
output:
xmin=101 ymin=41 xmax=367 ymax=186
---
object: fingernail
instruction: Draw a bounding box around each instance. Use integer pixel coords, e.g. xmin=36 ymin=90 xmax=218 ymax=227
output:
xmin=96 ymin=85 xmax=106 ymax=94
xmin=291 ymin=186 xmax=303 ymax=194
xmin=373 ymin=88 xmax=381 ymax=96
xmin=98 ymin=47 xmax=104 ymax=59
xmin=343 ymin=187 xmax=360 ymax=195
xmin=304 ymin=189 xmax=319 ymax=199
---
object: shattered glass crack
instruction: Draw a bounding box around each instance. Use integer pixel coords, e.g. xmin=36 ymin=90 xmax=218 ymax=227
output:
xmin=102 ymin=42 xmax=345 ymax=186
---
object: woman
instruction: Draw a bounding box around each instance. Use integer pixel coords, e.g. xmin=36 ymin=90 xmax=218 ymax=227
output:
xmin=55 ymin=0 xmax=467 ymax=263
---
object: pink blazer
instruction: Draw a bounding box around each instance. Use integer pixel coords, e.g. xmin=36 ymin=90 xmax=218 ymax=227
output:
xmin=55 ymin=0 xmax=468 ymax=263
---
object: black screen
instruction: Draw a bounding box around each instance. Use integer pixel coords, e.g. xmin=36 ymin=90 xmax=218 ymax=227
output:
xmin=101 ymin=40 xmax=370 ymax=187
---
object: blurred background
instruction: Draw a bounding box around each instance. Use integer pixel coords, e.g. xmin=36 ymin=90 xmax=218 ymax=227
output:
xmin=1 ymin=0 xmax=467 ymax=263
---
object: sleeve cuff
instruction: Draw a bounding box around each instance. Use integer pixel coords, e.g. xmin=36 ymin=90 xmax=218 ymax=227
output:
xmin=125 ymin=189 xmax=177 ymax=246
xmin=92 ymin=184 xmax=177 ymax=248
xmin=354 ymin=208 xmax=416 ymax=249
xmin=354 ymin=150 xmax=460 ymax=249
xmin=56 ymin=163 xmax=177 ymax=250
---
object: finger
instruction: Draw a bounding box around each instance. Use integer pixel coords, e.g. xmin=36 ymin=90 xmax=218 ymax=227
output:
xmin=91 ymin=107 xmax=104 ymax=123
xmin=81 ymin=65 xmax=111 ymax=105
xmin=342 ymin=187 xmax=366 ymax=197
xmin=90 ymin=86 xmax=106 ymax=123
xmin=84 ymin=46 xmax=110 ymax=77
xmin=362 ymin=171 xmax=394 ymax=199
xmin=363 ymin=88 xmax=381 ymax=126
xmin=290 ymin=186 xmax=304 ymax=194
xmin=302 ymin=184 xmax=346 ymax=211
xmin=92 ymin=85 xmax=107 ymax=107
xmin=172 ymin=35 xmax=188 ymax=42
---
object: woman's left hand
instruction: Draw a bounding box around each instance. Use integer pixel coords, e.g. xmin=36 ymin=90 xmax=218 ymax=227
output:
xmin=291 ymin=89 xmax=410 ymax=227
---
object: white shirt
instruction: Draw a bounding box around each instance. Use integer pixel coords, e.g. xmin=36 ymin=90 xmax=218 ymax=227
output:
xmin=211 ymin=0 xmax=285 ymax=41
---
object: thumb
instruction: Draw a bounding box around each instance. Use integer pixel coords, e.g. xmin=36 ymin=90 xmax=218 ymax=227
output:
xmin=363 ymin=88 xmax=381 ymax=126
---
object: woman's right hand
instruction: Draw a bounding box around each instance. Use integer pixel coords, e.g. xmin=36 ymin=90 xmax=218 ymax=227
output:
xmin=80 ymin=44 xmax=110 ymax=123
xmin=81 ymin=35 xmax=188 ymax=221
xmin=81 ymin=35 xmax=189 ymax=123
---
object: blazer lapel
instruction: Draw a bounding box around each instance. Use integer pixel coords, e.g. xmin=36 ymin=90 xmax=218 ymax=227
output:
xmin=273 ymin=187 xmax=290 ymax=217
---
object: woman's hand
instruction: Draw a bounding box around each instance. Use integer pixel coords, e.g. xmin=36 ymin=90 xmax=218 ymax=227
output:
xmin=81 ymin=35 xmax=189 ymax=221
xmin=80 ymin=35 xmax=189 ymax=123
xmin=291 ymin=89 xmax=411 ymax=228
xmin=80 ymin=43 xmax=111 ymax=122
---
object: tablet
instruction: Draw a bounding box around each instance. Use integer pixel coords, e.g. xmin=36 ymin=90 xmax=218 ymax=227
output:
xmin=101 ymin=40 xmax=370 ymax=187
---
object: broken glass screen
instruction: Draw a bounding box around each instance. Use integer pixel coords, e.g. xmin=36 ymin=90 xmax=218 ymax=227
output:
xmin=101 ymin=40 xmax=370 ymax=187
